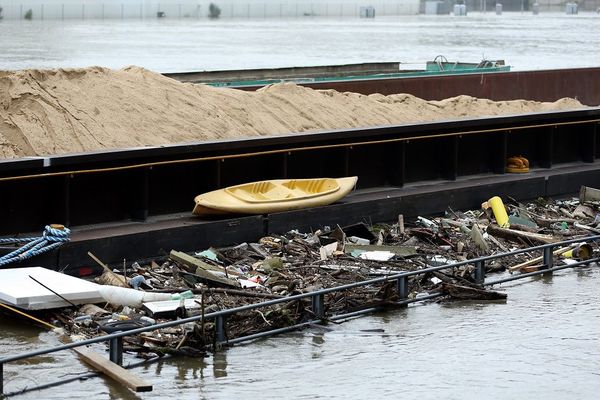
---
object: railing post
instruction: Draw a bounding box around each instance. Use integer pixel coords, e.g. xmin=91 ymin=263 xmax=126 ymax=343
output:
xmin=397 ymin=276 xmax=408 ymax=302
xmin=474 ymin=260 xmax=485 ymax=284
xmin=1 ymin=362 xmax=4 ymax=396
xmin=109 ymin=337 xmax=123 ymax=366
xmin=312 ymin=293 xmax=325 ymax=320
xmin=543 ymin=246 xmax=554 ymax=274
xmin=215 ymin=315 xmax=227 ymax=343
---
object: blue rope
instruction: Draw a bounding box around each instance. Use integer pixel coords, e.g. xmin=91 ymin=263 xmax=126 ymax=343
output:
xmin=0 ymin=225 xmax=71 ymax=267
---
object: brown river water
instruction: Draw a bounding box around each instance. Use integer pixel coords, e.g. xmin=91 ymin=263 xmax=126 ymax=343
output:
xmin=2 ymin=268 xmax=600 ymax=399
xmin=1 ymin=11 xmax=600 ymax=400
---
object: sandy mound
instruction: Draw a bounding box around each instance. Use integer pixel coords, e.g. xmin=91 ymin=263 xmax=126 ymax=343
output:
xmin=0 ymin=66 xmax=586 ymax=159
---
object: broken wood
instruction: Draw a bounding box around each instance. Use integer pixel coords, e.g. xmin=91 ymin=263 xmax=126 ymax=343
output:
xmin=72 ymin=347 xmax=153 ymax=392
xmin=580 ymin=185 xmax=600 ymax=204
xmin=573 ymin=222 xmax=600 ymax=234
xmin=170 ymin=250 xmax=240 ymax=276
xmin=534 ymin=217 xmax=578 ymax=228
xmin=486 ymin=224 xmax=558 ymax=245
xmin=60 ymin=332 xmax=152 ymax=393
xmin=441 ymin=282 xmax=507 ymax=300
xmin=471 ymin=224 xmax=489 ymax=253
xmin=169 ymin=250 xmax=240 ymax=288
xmin=508 ymin=245 xmax=575 ymax=272
xmin=520 ymin=264 xmax=545 ymax=273
xmin=88 ymin=252 xmax=128 ymax=287
xmin=398 ymin=214 xmax=405 ymax=235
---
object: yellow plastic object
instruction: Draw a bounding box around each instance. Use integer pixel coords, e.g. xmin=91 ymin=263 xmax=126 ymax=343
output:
xmin=193 ymin=177 xmax=358 ymax=216
xmin=488 ymin=196 xmax=510 ymax=227
xmin=562 ymin=244 xmax=592 ymax=260
xmin=506 ymin=156 xmax=529 ymax=173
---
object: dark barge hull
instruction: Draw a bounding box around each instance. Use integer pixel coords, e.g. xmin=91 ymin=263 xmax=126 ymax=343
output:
xmin=2 ymin=107 xmax=600 ymax=274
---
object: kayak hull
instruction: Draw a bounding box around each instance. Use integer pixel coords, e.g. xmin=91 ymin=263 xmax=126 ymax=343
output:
xmin=193 ymin=177 xmax=358 ymax=216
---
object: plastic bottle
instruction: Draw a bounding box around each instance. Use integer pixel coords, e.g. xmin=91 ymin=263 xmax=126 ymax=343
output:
xmin=140 ymin=316 xmax=156 ymax=325
xmin=97 ymin=286 xmax=172 ymax=307
xmin=171 ymin=290 xmax=194 ymax=300
xmin=73 ymin=315 xmax=92 ymax=324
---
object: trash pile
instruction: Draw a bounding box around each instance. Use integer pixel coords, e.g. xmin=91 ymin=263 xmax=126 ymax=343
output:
xmin=48 ymin=187 xmax=600 ymax=358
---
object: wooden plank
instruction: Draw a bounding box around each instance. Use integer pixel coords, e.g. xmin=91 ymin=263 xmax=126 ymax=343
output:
xmin=486 ymin=224 xmax=558 ymax=244
xmin=508 ymin=245 xmax=574 ymax=272
xmin=170 ymin=250 xmax=240 ymax=288
xmin=88 ymin=252 xmax=128 ymax=287
xmin=73 ymin=348 xmax=153 ymax=392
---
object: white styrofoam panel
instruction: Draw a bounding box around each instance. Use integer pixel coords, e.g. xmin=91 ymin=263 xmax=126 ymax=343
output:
xmin=0 ymin=267 xmax=104 ymax=309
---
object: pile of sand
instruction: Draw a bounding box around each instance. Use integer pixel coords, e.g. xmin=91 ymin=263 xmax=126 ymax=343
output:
xmin=0 ymin=66 xmax=585 ymax=159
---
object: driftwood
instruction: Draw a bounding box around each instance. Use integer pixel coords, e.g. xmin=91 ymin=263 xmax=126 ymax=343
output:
xmin=534 ymin=217 xmax=578 ymax=228
xmin=169 ymin=250 xmax=239 ymax=288
xmin=580 ymin=185 xmax=600 ymax=204
xmin=88 ymin=252 xmax=128 ymax=287
xmin=152 ymin=287 xmax=283 ymax=299
xmin=441 ymin=283 xmax=507 ymax=300
xmin=508 ymin=245 xmax=575 ymax=272
xmin=486 ymin=224 xmax=558 ymax=245
xmin=573 ymin=222 xmax=600 ymax=235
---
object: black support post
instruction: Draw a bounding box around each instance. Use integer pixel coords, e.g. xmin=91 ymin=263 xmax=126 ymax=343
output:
xmin=386 ymin=141 xmax=405 ymax=187
xmin=581 ymin=123 xmax=597 ymax=163
xmin=130 ymin=168 xmax=149 ymax=221
xmin=282 ymin=153 xmax=289 ymax=179
xmin=108 ymin=337 xmax=123 ymax=366
xmin=538 ymin=126 xmax=554 ymax=168
xmin=492 ymin=131 xmax=508 ymax=174
xmin=215 ymin=315 xmax=227 ymax=343
xmin=312 ymin=293 xmax=325 ymax=320
xmin=441 ymin=136 xmax=459 ymax=181
xmin=474 ymin=260 xmax=485 ymax=284
xmin=215 ymin=159 xmax=222 ymax=188
xmin=63 ymin=175 xmax=71 ymax=227
xmin=344 ymin=147 xmax=351 ymax=177
xmin=397 ymin=276 xmax=408 ymax=304
xmin=543 ymin=246 xmax=554 ymax=269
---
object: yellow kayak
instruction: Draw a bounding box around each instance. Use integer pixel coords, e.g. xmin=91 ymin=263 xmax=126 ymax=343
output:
xmin=192 ymin=176 xmax=358 ymax=216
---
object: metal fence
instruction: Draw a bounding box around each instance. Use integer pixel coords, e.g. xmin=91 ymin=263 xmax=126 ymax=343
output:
xmin=1 ymin=234 xmax=599 ymax=395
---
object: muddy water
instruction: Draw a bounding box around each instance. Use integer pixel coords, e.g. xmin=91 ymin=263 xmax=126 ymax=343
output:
xmin=0 ymin=13 xmax=599 ymax=72
xmin=2 ymin=267 xmax=600 ymax=399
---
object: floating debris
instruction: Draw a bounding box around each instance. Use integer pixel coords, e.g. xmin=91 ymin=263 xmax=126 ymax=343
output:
xmin=10 ymin=190 xmax=599 ymax=360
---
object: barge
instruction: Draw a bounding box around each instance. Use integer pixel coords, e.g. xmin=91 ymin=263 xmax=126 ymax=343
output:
xmin=2 ymin=108 xmax=600 ymax=274
xmin=164 ymin=58 xmax=510 ymax=87
xmin=1 ymin=67 xmax=600 ymax=273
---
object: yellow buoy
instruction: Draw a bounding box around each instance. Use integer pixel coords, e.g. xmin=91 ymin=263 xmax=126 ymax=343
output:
xmin=488 ymin=196 xmax=510 ymax=228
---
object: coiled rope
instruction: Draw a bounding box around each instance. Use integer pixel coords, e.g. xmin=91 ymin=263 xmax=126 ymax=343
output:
xmin=0 ymin=225 xmax=70 ymax=267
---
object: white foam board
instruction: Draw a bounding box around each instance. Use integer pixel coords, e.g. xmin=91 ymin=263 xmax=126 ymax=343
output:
xmin=0 ymin=267 xmax=104 ymax=310
xmin=142 ymin=299 xmax=201 ymax=317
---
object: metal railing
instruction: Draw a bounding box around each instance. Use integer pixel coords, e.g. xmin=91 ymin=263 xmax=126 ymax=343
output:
xmin=1 ymin=234 xmax=599 ymax=396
